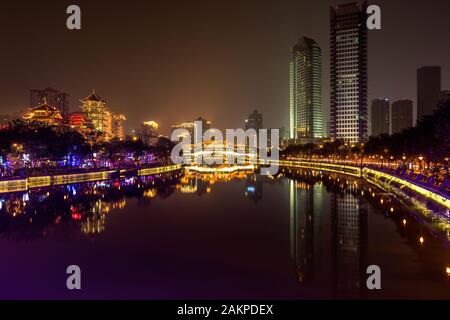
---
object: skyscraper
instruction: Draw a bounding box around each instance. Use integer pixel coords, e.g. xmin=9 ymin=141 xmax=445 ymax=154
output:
xmin=112 ymin=113 xmax=126 ymax=140
xmin=289 ymin=37 xmax=323 ymax=142
xmin=391 ymin=99 xmax=413 ymax=134
xmin=417 ymin=66 xmax=441 ymax=123
xmin=30 ymin=87 xmax=70 ymax=115
xmin=370 ymin=99 xmax=390 ymax=137
xmin=330 ymin=1 xmax=368 ymax=143
xmin=140 ymin=121 xmax=159 ymax=146
xmin=245 ymin=109 xmax=263 ymax=131
xmin=195 ymin=116 xmax=211 ymax=134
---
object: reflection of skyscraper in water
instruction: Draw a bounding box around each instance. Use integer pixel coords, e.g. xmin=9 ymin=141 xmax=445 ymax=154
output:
xmin=289 ymin=177 xmax=367 ymax=297
xmin=290 ymin=180 xmax=331 ymax=287
xmin=290 ymin=180 xmax=314 ymax=282
xmin=331 ymin=191 xmax=367 ymax=299
xmin=195 ymin=178 xmax=209 ymax=196
xmin=245 ymin=175 xmax=263 ymax=203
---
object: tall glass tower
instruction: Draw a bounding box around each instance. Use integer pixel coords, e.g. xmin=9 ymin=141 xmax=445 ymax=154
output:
xmin=289 ymin=37 xmax=323 ymax=142
xmin=330 ymin=1 xmax=368 ymax=143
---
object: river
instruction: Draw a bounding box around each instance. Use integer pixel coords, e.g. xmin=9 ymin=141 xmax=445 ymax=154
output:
xmin=0 ymin=168 xmax=449 ymax=299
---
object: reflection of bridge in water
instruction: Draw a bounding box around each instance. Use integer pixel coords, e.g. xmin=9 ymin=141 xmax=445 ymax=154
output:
xmin=186 ymin=148 xmax=258 ymax=173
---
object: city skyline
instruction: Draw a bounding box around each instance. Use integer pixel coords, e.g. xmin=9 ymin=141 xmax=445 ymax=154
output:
xmin=1 ymin=0 xmax=450 ymax=135
xmin=0 ymin=0 xmax=449 ymax=303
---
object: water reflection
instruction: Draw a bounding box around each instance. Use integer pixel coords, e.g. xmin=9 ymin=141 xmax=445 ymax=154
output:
xmin=0 ymin=168 xmax=449 ymax=298
xmin=0 ymin=172 xmax=181 ymax=239
xmin=284 ymin=168 xmax=450 ymax=297
xmin=245 ymin=175 xmax=263 ymax=203
xmin=289 ymin=175 xmax=367 ymax=298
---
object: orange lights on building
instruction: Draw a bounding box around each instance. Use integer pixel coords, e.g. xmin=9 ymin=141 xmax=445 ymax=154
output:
xmin=22 ymin=98 xmax=63 ymax=126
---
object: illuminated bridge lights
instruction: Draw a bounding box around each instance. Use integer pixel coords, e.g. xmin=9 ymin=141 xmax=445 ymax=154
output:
xmin=138 ymin=165 xmax=183 ymax=176
xmin=185 ymin=164 xmax=255 ymax=173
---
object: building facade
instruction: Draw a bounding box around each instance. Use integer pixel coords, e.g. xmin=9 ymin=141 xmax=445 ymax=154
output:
xmin=330 ymin=1 xmax=368 ymax=143
xmin=417 ymin=66 xmax=441 ymax=123
xmin=391 ymin=99 xmax=413 ymax=134
xmin=370 ymin=99 xmax=390 ymax=137
xmin=289 ymin=37 xmax=323 ymax=142
xmin=30 ymin=87 xmax=70 ymax=115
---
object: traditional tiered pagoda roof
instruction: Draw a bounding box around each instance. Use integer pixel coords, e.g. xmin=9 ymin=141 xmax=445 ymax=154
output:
xmin=30 ymin=99 xmax=58 ymax=112
xmin=82 ymin=89 xmax=106 ymax=103
xmin=22 ymin=98 xmax=63 ymax=123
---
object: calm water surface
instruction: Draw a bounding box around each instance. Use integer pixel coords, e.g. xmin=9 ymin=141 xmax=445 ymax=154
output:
xmin=0 ymin=169 xmax=449 ymax=299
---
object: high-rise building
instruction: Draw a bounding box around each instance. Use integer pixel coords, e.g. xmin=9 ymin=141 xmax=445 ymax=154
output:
xmin=30 ymin=87 xmax=70 ymax=115
xmin=195 ymin=116 xmax=211 ymax=133
xmin=245 ymin=109 xmax=263 ymax=131
xmin=391 ymin=99 xmax=413 ymax=134
xmin=370 ymin=99 xmax=390 ymax=137
xmin=171 ymin=117 xmax=211 ymax=140
xmin=330 ymin=1 xmax=368 ymax=143
xmin=112 ymin=113 xmax=126 ymax=140
xmin=289 ymin=37 xmax=323 ymax=142
xmin=171 ymin=121 xmax=195 ymax=139
xmin=140 ymin=121 xmax=159 ymax=146
xmin=105 ymin=111 xmax=113 ymax=137
xmin=417 ymin=66 xmax=441 ymax=123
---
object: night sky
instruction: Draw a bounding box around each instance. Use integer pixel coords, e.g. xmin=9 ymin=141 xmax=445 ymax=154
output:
xmin=0 ymin=0 xmax=449 ymax=135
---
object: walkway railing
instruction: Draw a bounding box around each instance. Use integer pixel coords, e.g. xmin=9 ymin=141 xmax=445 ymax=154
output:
xmin=258 ymin=159 xmax=361 ymax=177
xmin=363 ymin=167 xmax=450 ymax=209
xmin=137 ymin=164 xmax=183 ymax=176
xmin=0 ymin=165 xmax=183 ymax=194
xmin=259 ymin=158 xmax=450 ymax=209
